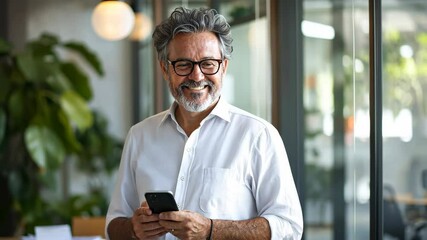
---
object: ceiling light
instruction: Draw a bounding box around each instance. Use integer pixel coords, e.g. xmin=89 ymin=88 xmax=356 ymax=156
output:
xmin=91 ymin=0 xmax=135 ymax=41
xmin=302 ymin=20 xmax=335 ymax=40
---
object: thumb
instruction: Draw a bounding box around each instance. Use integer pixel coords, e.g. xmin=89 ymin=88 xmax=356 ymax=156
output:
xmin=141 ymin=201 xmax=149 ymax=207
xmin=141 ymin=201 xmax=153 ymax=215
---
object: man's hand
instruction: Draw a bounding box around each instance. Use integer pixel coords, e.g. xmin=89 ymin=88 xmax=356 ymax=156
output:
xmin=158 ymin=210 xmax=211 ymax=240
xmin=131 ymin=201 xmax=168 ymax=239
xmin=109 ymin=206 xmax=269 ymax=240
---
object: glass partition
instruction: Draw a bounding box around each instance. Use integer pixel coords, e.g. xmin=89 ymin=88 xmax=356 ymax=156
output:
xmin=303 ymin=1 xmax=370 ymax=239
xmin=132 ymin=0 xmax=156 ymax=122
xmin=382 ymin=1 xmax=427 ymax=239
xmin=221 ymin=0 xmax=271 ymax=121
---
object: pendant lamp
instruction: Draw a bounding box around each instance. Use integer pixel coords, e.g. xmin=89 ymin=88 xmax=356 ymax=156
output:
xmin=129 ymin=12 xmax=153 ymax=41
xmin=91 ymin=0 xmax=135 ymax=41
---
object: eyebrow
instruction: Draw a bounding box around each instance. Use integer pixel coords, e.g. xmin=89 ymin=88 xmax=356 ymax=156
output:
xmin=170 ymin=56 xmax=221 ymax=61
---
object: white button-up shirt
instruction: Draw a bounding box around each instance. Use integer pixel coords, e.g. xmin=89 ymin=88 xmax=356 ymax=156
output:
xmin=106 ymin=98 xmax=303 ymax=239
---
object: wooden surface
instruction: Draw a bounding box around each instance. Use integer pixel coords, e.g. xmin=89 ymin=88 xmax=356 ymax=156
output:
xmin=72 ymin=216 xmax=106 ymax=238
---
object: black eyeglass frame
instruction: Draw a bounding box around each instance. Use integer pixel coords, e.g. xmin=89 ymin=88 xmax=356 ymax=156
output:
xmin=167 ymin=59 xmax=223 ymax=76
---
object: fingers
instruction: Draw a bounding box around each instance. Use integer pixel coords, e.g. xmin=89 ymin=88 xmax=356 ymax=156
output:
xmin=140 ymin=201 xmax=153 ymax=215
xmin=133 ymin=209 xmax=160 ymax=224
xmin=131 ymin=214 xmax=168 ymax=239
xmin=156 ymin=211 xmax=182 ymax=236
xmin=134 ymin=224 xmax=167 ymax=239
xmin=135 ymin=229 xmax=167 ymax=240
xmin=131 ymin=203 xmax=168 ymax=239
xmin=158 ymin=211 xmax=211 ymax=239
xmin=134 ymin=203 xmax=155 ymax=223
xmin=159 ymin=211 xmax=178 ymax=221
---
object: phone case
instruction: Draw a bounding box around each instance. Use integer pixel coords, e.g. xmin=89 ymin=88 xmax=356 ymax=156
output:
xmin=145 ymin=191 xmax=179 ymax=214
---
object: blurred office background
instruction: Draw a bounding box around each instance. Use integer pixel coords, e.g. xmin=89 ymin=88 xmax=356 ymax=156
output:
xmin=1 ymin=0 xmax=426 ymax=239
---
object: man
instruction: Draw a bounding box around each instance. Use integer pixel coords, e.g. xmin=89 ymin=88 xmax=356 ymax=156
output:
xmin=106 ymin=7 xmax=303 ymax=240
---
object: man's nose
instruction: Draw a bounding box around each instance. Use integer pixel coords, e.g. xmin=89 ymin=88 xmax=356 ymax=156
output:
xmin=188 ymin=64 xmax=204 ymax=81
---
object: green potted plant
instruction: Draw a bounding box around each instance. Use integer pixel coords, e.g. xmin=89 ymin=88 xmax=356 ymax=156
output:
xmin=0 ymin=32 xmax=120 ymax=235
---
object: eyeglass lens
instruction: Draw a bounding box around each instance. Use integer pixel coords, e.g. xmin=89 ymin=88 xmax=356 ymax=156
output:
xmin=172 ymin=59 xmax=222 ymax=76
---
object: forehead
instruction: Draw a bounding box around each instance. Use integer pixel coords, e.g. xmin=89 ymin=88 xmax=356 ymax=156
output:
xmin=168 ymin=32 xmax=222 ymax=59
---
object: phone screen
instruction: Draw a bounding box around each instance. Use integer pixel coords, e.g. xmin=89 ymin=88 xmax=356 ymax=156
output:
xmin=145 ymin=191 xmax=179 ymax=214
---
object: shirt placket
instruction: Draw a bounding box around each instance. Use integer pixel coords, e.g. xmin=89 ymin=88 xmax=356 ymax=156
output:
xmin=174 ymin=128 xmax=199 ymax=209
xmin=161 ymin=130 xmax=199 ymax=239
xmin=165 ymin=129 xmax=199 ymax=240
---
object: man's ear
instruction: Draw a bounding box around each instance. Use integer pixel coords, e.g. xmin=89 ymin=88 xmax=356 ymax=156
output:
xmin=222 ymin=59 xmax=229 ymax=74
xmin=160 ymin=61 xmax=169 ymax=80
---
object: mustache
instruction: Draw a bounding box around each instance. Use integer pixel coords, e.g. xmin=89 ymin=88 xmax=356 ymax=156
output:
xmin=179 ymin=80 xmax=214 ymax=89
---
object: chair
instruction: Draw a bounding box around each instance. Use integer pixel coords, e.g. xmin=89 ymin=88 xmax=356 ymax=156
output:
xmin=413 ymin=169 xmax=427 ymax=240
xmin=384 ymin=183 xmax=427 ymax=240
xmin=72 ymin=216 xmax=106 ymax=238
xmin=383 ymin=184 xmax=406 ymax=240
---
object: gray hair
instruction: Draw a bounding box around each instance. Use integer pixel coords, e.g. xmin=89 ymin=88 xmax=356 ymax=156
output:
xmin=152 ymin=7 xmax=233 ymax=64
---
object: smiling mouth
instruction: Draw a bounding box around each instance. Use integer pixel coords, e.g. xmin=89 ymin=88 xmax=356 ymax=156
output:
xmin=186 ymin=85 xmax=207 ymax=91
xmin=180 ymin=80 xmax=213 ymax=92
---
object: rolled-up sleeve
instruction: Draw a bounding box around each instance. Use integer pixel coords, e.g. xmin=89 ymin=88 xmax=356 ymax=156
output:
xmin=105 ymin=127 xmax=140 ymax=239
xmin=253 ymin=125 xmax=303 ymax=239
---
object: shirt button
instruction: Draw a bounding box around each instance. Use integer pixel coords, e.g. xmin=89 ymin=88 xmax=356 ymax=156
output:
xmin=180 ymin=176 xmax=185 ymax=181
xmin=186 ymin=147 xmax=192 ymax=152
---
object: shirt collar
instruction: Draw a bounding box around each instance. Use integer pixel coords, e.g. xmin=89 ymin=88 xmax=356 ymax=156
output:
xmin=208 ymin=97 xmax=231 ymax=122
xmin=160 ymin=97 xmax=231 ymax=126
xmin=160 ymin=101 xmax=178 ymax=125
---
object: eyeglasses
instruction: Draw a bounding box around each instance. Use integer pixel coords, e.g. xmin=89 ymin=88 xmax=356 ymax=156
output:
xmin=167 ymin=59 xmax=223 ymax=76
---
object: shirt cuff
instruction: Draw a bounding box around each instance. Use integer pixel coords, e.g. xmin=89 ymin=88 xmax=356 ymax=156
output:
xmin=263 ymin=214 xmax=303 ymax=240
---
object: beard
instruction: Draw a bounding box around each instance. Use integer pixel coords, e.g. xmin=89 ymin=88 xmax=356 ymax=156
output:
xmin=169 ymin=79 xmax=221 ymax=112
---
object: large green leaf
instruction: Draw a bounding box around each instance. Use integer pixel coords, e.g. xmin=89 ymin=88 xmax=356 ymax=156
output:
xmin=36 ymin=33 xmax=59 ymax=47
xmin=59 ymin=90 xmax=93 ymax=131
xmin=17 ymin=36 xmax=62 ymax=84
xmin=61 ymin=62 xmax=92 ymax=100
xmin=17 ymin=52 xmax=68 ymax=86
xmin=29 ymin=33 xmax=59 ymax=58
xmin=63 ymin=42 xmax=104 ymax=76
xmin=16 ymin=50 xmax=40 ymax=81
xmin=8 ymin=89 xmax=27 ymax=130
xmin=0 ymin=109 xmax=6 ymax=144
xmin=0 ymin=38 xmax=11 ymax=55
xmin=24 ymin=125 xmax=66 ymax=170
xmin=31 ymin=102 xmax=82 ymax=154
xmin=0 ymin=66 xmax=11 ymax=104
xmin=55 ymin=109 xmax=82 ymax=153
xmin=45 ymin=66 xmax=73 ymax=93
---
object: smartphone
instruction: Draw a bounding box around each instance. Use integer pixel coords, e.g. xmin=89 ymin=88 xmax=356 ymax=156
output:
xmin=145 ymin=191 xmax=179 ymax=214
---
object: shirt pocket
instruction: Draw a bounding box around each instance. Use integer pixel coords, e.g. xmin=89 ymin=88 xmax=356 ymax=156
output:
xmin=199 ymin=167 xmax=245 ymax=214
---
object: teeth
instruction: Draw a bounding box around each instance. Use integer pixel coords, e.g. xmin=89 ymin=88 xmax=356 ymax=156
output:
xmin=189 ymin=86 xmax=205 ymax=90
